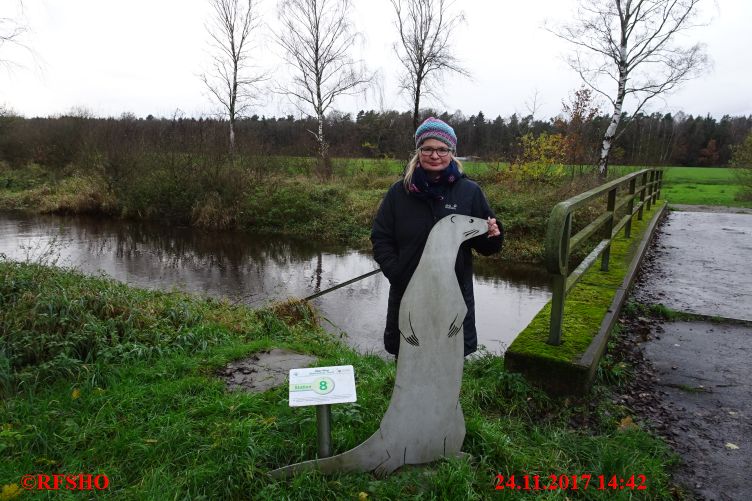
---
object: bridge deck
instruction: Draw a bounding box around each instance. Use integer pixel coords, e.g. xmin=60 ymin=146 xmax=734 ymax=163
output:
xmin=630 ymin=206 xmax=751 ymax=500
xmin=640 ymin=209 xmax=752 ymax=321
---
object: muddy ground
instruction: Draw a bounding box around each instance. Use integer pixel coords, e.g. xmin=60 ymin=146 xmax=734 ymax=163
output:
xmin=218 ymin=348 xmax=318 ymax=393
xmin=613 ymin=216 xmax=751 ymax=501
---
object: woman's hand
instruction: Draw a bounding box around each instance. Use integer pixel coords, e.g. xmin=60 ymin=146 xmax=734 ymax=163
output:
xmin=487 ymin=217 xmax=501 ymax=238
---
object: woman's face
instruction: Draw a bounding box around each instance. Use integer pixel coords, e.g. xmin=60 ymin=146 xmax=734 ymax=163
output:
xmin=418 ymin=138 xmax=453 ymax=173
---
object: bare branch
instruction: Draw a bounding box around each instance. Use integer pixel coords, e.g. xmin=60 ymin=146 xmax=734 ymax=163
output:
xmin=0 ymin=0 xmax=32 ymax=70
xmin=549 ymin=0 xmax=709 ymax=175
xmin=201 ymin=0 xmax=267 ymax=152
xmin=390 ymin=0 xmax=469 ymax=130
xmin=273 ymin=0 xmax=372 ymax=173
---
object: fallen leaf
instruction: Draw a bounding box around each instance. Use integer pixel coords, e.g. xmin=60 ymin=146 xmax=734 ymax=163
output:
xmin=358 ymin=492 xmax=369 ymax=501
xmin=0 ymin=483 xmax=22 ymax=500
xmin=34 ymin=457 xmax=58 ymax=466
xmin=71 ymin=388 xmax=81 ymax=400
xmin=618 ymin=416 xmax=638 ymax=431
xmin=725 ymin=443 xmax=739 ymax=450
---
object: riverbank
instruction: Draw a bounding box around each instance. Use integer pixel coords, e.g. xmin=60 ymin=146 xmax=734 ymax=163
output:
xmin=2 ymin=161 xmax=747 ymax=264
xmin=0 ymin=161 xmax=608 ymax=264
xmin=0 ymin=261 xmax=682 ymax=499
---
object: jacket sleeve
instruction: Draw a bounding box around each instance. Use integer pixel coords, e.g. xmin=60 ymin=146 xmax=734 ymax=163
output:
xmin=370 ymin=185 xmax=400 ymax=281
xmin=470 ymin=185 xmax=503 ymax=256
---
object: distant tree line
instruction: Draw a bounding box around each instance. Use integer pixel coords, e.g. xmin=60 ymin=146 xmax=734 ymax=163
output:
xmin=0 ymin=108 xmax=750 ymax=170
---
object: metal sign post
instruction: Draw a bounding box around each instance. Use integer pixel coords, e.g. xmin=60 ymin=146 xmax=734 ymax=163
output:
xmin=316 ymin=405 xmax=332 ymax=458
xmin=289 ymin=365 xmax=357 ymax=459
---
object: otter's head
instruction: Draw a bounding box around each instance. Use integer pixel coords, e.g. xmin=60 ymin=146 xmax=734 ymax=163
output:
xmin=447 ymin=214 xmax=488 ymax=243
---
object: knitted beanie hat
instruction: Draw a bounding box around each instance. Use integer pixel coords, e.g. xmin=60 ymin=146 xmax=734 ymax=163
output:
xmin=415 ymin=117 xmax=457 ymax=151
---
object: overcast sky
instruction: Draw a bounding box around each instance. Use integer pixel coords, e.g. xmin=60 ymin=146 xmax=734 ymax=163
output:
xmin=1 ymin=0 xmax=750 ymax=121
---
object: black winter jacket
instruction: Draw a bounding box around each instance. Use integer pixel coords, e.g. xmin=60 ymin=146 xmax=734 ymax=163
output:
xmin=370 ymin=175 xmax=503 ymax=356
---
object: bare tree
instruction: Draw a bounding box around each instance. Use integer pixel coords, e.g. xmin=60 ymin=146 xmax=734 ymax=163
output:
xmin=390 ymin=0 xmax=468 ymax=132
xmin=0 ymin=1 xmax=29 ymax=69
xmin=550 ymin=0 xmax=708 ymax=176
xmin=202 ymin=0 xmax=265 ymax=154
xmin=524 ymin=88 xmax=543 ymax=122
xmin=275 ymin=0 xmax=370 ymax=177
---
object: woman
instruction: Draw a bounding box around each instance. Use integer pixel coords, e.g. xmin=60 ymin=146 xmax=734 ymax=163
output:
xmin=371 ymin=117 xmax=503 ymax=358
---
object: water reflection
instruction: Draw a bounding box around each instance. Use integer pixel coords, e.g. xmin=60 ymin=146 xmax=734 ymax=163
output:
xmin=0 ymin=210 xmax=551 ymax=357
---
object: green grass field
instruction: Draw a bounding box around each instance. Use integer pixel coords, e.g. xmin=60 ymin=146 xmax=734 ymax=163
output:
xmin=0 ymin=261 xmax=681 ymax=500
xmin=253 ymin=157 xmax=503 ymax=177
xmin=609 ymin=165 xmax=749 ymax=207
xmin=660 ymin=166 xmax=737 ymax=184
xmin=656 ymin=166 xmax=749 ymax=207
xmin=338 ymin=161 xmax=750 ymax=208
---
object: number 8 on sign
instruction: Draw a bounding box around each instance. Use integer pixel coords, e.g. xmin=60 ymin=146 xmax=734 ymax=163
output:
xmin=313 ymin=377 xmax=335 ymax=395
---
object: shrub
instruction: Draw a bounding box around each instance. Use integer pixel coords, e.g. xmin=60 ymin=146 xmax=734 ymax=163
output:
xmin=731 ymin=132 xmax=752 ymax=200
xmin=506 ymin=133 xmax=568 ymax=183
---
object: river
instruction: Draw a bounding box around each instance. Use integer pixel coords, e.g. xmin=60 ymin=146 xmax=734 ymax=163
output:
xmin=0 ymin=210 xmax=551 ymax=357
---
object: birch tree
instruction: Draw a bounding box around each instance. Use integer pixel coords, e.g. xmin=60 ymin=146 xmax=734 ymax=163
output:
xmin=275 ymin=0 xmax=370 ymax=177
xmin=550 ymin=0 xmax=708 ymax=176
xmin=201 ymin=0 xmax=265 ymax=154
xmin=390 ymin=0 xmax=468 ymax=131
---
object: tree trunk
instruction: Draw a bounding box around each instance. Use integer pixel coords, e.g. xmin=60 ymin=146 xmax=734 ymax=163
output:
xmin=598 ymin=52 xmax=628 ymax=177
xmin=412 ymin=79 xmax=421 ymax=132
xmin=316 ymin=112 xmax=331 ymax=178
xmin=229 ymin=119 xmax=236 ymax=154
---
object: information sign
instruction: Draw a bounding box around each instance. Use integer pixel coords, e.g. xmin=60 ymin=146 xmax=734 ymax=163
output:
xmin=289 ymin=365 xmax=357 ymax=407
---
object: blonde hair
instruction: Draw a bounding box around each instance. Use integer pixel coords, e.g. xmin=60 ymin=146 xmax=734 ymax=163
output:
xmin=402 ymin=151 xmax=464 ymax=192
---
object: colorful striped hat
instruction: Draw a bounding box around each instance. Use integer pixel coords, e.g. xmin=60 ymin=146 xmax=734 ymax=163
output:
xmin=415 ymin=117 xmax=457 ymax=151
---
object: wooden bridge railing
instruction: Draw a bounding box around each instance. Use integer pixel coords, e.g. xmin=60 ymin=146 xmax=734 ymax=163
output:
xmin=545 ymin=168 xmax=663 ymax=345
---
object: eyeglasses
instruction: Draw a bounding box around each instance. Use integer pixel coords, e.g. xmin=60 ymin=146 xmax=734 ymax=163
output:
xmin=419 ymin=146 xmax=453 ymax=157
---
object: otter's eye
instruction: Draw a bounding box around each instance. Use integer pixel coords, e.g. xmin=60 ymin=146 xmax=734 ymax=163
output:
xmin=469 ymin=219 xmax=474 ymax=223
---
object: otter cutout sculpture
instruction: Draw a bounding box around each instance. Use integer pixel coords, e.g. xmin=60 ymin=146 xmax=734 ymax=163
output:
xmin=270 ymin=214 xmax=489 ymax=478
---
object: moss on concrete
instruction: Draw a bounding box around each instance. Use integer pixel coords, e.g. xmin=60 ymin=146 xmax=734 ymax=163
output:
xmin=506 ymin=201 xmax=665 ymax=366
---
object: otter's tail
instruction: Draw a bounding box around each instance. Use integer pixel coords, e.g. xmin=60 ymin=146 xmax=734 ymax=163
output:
xmin=269 ymin=428 xmax=391 ymax=479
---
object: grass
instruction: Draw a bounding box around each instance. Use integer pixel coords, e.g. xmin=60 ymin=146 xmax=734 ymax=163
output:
xmin=660 ymin=166 xmax=750 ymax=206
xmin=610 ymin=165 xmax=751 ymax=207
xmin=660 ymin=166 xmax=738 ymax=184
xmin=0 ymin=259 xmax=680 ymax=499
xmin=661 ymin=183 xmax=747 ymax=206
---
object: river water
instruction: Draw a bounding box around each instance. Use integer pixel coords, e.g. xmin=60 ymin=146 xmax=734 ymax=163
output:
xmin=0 ymin=211 xmax=551 ymax=357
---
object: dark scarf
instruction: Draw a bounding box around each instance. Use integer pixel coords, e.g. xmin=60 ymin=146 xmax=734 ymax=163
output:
xmin=407 ymin=160 xmax=462 ymax=201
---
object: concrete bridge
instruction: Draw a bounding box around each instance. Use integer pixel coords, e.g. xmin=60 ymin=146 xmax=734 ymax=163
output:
xmin=627 ymin=205 xmax=752 ymax=500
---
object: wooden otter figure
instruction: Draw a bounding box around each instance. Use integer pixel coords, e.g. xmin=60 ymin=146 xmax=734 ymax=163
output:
xmin=271 ymin=214 xmax=489 ymax=478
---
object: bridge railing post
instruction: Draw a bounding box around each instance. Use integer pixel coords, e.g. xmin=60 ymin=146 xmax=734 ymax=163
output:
xmin=638 ymin=172 xmax=647 ymax=220
xmin=625 ymin=178 xmax=636 ymax=238
xmin=547 ymin=213 xmax=571 ymax=346
xmin=601 ymin=187 xmax=617 ymax=271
